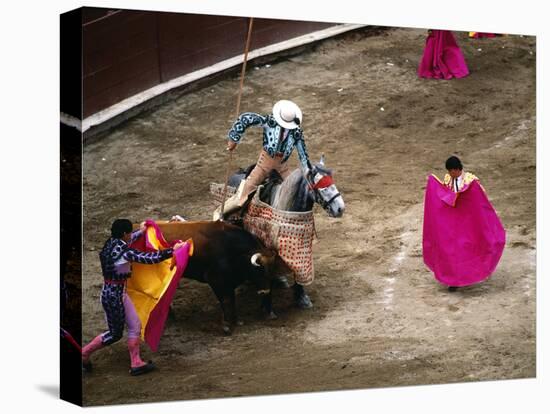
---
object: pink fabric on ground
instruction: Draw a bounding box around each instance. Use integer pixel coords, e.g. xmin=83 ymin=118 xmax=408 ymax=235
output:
xmin=471 ymin=32 xmax=496 ymax=38
xmin=418 ymin=30 xmax=470 ymax=79
xmin=422 ymin=175 xmax=505 ymax=287
xmin=143 ymin=241 xmax=191 ymax=351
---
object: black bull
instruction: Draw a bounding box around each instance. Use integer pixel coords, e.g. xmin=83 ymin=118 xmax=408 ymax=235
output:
xmin=136 ymin=221 xmax=278 ymax=335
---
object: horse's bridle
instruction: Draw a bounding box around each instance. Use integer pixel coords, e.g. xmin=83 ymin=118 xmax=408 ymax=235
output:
xmin=307 ymin=172 xmax=341 ymax=211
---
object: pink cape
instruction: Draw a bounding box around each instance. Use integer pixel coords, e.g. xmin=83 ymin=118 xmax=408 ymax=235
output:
xmin=143 ymin=242 xmax=190 ymax=351
xmin=418 ymin=30 xmax=470 ymax=79
xmin=130 ymin=220 xmax=191 ymax=351
xmin=422 ymin=175 xmax=505 ymax=287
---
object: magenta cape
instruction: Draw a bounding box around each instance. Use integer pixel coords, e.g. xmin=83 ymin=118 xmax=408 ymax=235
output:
xmin=144 ymin=243 xmax=190 ymax=352
xmin=418 ymin=30 xmax=470 ymax=79
xmin=129 ymin=220 xmax=191 ymax=351
xmin=422 ymin=175 xmax=505 ymax=286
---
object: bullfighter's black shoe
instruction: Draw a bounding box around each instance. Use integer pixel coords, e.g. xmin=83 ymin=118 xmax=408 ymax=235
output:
xmin=130 ymin=361 xmax=156 ymax=376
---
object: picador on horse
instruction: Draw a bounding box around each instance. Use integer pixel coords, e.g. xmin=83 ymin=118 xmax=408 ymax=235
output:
xmin=213 ymin=99 xmax=345 ymax=309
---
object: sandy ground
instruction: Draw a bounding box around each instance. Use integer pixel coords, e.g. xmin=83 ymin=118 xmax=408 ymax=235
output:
xmin=79 ymin=27 xmax=536 ymax=406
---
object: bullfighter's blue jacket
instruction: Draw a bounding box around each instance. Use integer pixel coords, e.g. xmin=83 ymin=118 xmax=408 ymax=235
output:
xmin=228 ymin=112 xmax=311 ymax=171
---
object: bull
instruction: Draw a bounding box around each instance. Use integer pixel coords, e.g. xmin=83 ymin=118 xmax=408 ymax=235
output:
xmin=142 ymin=220 xmax=277 ymax=335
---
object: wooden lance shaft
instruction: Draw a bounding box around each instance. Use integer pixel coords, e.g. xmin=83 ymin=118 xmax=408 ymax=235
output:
xmin=220 ymin=17 xmax=254 ymax=219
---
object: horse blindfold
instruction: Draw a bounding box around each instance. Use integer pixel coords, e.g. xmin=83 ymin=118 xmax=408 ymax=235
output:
xmin=310 ymin=175 xmax=334 ymax=190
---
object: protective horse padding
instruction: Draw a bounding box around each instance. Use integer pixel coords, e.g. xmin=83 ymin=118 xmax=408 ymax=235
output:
xmin=211 ymin=182 xmax=316 ymax=285
xmin=210 ymin=182 xmax=236 ymax=205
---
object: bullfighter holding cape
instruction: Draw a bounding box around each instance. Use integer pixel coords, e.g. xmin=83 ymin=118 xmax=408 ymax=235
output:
xmin=82 ymin=219 xmax=192 ymax=376
xmin=422 ymin=156 xmax=506 ymax=291
xmin=418 ymin=30 xmax=470 ymax=80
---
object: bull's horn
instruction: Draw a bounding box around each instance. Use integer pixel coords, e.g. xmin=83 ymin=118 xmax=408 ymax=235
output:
xmin=251 ymin=253 xmax=262 ymax=267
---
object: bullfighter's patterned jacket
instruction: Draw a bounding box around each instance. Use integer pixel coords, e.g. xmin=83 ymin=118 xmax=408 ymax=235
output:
xmin=228 ymin=112 xmax=311 ymax=171
xmin=443 ymin=172 xmax=480 ymax=192
xmin=99 ymin=230 xmax=173 ymax=281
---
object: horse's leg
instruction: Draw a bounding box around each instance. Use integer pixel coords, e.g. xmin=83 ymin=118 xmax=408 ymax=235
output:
xmin=293 ymin=282 xmax=313 ymax=309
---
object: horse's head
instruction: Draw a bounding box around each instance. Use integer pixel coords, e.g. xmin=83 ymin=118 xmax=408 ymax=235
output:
xmin=307 ymin=155 xmax=345 ymax=218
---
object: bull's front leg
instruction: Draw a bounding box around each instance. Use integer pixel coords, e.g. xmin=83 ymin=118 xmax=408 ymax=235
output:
xmin=227 ymin=290 xmax=244 ymax=327
xmin=260 ymin=283 xmax=277 ymax=320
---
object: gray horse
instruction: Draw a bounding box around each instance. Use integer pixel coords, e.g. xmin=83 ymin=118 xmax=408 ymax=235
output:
xmin=228 ymin=155 xmax=345 ymax=312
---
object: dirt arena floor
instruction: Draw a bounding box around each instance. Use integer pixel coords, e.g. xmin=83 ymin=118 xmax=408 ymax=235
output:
xmin=80 ymin=27 xmax=536 ymax=406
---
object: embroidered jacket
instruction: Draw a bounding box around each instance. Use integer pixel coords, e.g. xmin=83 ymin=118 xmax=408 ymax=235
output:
xmin=99 ymin=230 xmax=173 ymax=281
xmin=444 ymin=171 xmax=479 ymax=192
xmin=228 ymin=112 xmax=311 ymax=171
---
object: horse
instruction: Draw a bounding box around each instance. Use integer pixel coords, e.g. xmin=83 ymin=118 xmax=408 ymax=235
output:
xmin=227 ymin=154 xmax=345 ymax=313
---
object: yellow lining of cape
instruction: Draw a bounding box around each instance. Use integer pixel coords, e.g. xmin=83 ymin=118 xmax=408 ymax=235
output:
xmin=126 ymin=226 xmax=177 ymax=340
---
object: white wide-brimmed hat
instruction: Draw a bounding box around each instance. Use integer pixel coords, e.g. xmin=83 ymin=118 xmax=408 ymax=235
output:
xmin=272 ymin=100 xmax=302 ymax=130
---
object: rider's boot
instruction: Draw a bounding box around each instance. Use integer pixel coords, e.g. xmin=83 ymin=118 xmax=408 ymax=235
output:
xmin=213 ymin=180 xmax=246 ymax=221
